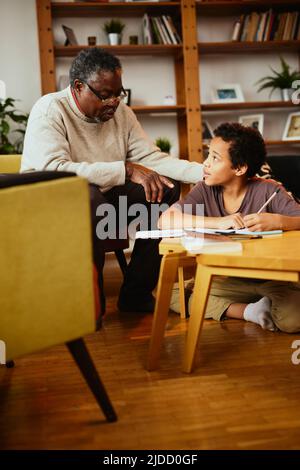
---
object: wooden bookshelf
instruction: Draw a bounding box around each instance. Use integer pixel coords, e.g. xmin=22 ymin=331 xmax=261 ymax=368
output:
xmin=197 ymin=1 xmax=300 ymax=153
xmin=54 ymin=44 xmax=182 ymax=57
xmin=131 ymin=105 xmax=186 ymax=114
xmin=267 ymin=140 xmax=300 ymax=146
xmin=196 ymin=1 xmax=300 ymax=16
xmin=202 ymin=101 xmax=300 ymax=112
xmin=36 ymin=0 xmax=300 ymax=162
xmin=51 ymin=2 xmax=181 ymax=18
xmin=198 ymin=40 xmax=300 ymax=54
xmin=37 ymin=0 xmax=202 ymax=162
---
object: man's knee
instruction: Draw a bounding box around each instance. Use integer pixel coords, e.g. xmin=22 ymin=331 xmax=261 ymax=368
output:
xmin=89 ymin=184 xmax=108 ymax=223
xmin=162 ymin=179 xmax=180 ymax=205
xmin=89 ymin=184 xmax=106 ymax=206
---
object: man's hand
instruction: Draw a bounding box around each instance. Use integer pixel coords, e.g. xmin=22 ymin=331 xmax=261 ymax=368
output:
xmin=243 ymin=213 xmax=282 ymax=231
xmin=125 ymin=162 xmax=174 ymax=203
xmin=217 ymin=213 xmax=245 ymax=230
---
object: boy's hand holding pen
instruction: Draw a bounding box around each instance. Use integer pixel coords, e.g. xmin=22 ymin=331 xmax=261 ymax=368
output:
xmin=243 ymin=188 xmax=281 ymax=231
xmin=216 ymin=188 xmax=281 ymax=231
xmin=243 ymin=212 xmax=283 ymax=232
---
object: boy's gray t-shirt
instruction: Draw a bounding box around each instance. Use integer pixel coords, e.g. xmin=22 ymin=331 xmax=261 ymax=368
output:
xmin=176 ymin=178 xmax=300 ymax=217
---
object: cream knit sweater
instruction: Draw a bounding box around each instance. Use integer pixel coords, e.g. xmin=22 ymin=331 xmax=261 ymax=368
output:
xmin=21 ymin=86 xmax=203 ymax=192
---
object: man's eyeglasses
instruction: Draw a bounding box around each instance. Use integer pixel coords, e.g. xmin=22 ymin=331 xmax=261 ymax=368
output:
xmin=82 ymin=81 xmax=127 ymax=105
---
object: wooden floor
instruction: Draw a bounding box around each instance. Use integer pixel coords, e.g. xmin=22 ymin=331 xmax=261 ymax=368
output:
xmin=1 ymin=255 xmax=300 ymax=450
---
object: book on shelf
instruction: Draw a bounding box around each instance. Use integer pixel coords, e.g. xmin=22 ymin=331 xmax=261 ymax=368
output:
xmin=142 ymin=13 xmax=181 ymax=45
xmin=162 ymin=15 xmax=177 ymax=44
xmin=231 ymin=9 xmax=300 ymax=43
xmin=231 ymin=18 xmax=242 ymax=41
xmin=79 ymin=1 xmax=109 ymax=3
xmin=198 ymin=0 xmax=238 ymax=2
xmin=125 ymin=0 xmax=171 ymax=2
xmin=154 ymin=17 xmax=169 ymax=44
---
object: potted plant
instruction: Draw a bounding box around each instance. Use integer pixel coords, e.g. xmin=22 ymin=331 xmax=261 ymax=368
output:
xmin=103 ymin=19 xmax=125 ymax=46
xmin=155 ymin=137 xmax=172 ymax=154
xmin=255 ymin=57 xmax=300 ymax=101
xmin=0 ymin=97 xmax=28 ymax=154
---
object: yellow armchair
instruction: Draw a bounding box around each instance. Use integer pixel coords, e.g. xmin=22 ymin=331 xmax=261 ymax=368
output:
xmin=0 ymin=154 xmax=21 ymax=173
xmin=0 ymin=157 xmax=117 ymax=422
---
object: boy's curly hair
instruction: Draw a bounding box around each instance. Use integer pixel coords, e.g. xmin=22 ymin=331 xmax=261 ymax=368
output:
xmin=214 ymin=122 xmax=267 ymax=178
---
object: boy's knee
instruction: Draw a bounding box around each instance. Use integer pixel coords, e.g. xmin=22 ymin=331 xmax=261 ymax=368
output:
xmin=274 ymin=317 xmax=300 ymax=333
xmin=271 ymin=288 xmax=300 ymax=333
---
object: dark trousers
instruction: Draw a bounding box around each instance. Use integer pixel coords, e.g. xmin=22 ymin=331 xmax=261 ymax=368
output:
xmin=89 ymin=180 xmax=180 ymax=309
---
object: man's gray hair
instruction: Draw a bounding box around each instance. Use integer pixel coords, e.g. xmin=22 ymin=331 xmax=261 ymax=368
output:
xmin=69 ymin=48 xmax=121 ymax=87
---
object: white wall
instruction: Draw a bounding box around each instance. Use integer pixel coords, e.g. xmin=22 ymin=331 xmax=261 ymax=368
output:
xmin=0 ymin=0 xmax=41 ymax=113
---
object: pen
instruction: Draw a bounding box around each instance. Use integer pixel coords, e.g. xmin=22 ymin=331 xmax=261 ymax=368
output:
xmin=257 ymin=187 xmax=280 ymax=214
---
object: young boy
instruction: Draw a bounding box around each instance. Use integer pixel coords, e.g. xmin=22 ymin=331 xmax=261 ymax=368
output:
xmin=159 ymin=123 xmax=300 ymax=333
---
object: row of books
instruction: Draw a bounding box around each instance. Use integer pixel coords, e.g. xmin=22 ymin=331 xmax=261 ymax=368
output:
xmin=81 ymin=0 xmax=174 ymax=3
xmin=231 ymin=10 xmax=300 ymax=42
xmin=142 ymin=14 xmax=181 ymax=45
xmin=198 ymin=0 xmax=253 ymax=2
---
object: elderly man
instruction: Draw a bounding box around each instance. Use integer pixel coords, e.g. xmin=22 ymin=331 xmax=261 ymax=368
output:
xmin=22 ymin=48 xmax=203 ymax=313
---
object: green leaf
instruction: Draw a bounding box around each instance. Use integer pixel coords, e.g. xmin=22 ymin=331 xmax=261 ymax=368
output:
xmin=155 ymin=137 xmax=171 ymax=153
xmin=0 ymin=96 xmax=28 ymax=154
xmin=255 ymin=75 xmax=275 ymax=84
xmin=4 ymin=97 xmax=16 ymax=107
xmin=0 ymin=143 xmax=16 ymax=154
xmin=12 ymin=129 xmax=26 ymax=136
xmin=255 ymin=56 xmax=300 ymax=93
xmin=0 ymin=120 xmax=10 ymax=135
xmin=9 ymin=112 xmax=28 ymax=123
xmin=103 ymin=19 xmax=125 ymax=34
xmin=257 ymin=81 xmax=276 ymax=91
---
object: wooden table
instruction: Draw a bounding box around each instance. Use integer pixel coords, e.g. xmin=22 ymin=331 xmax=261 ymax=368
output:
xmin=147 ymin=231 xmax=300 ymax=373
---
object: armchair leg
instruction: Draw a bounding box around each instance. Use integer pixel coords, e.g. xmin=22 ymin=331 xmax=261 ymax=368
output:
xmin=66 ymin=338 xmax=117 ymax=422
xmin=98 ymin=268 xmax=106 ymax=316
xmin=114 ymin=249 xmax=127 ymax=276
xmin=6 ymin=360 xmax=15 ymax=368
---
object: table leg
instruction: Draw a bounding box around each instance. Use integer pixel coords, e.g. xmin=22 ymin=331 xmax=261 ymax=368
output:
xmin=183 ymin=263 xmax=213 ymax=373
xmin=178 ymin=266 xmax=187 ymax=319
xmin=147 ymin=253 xmax=181 ymax=371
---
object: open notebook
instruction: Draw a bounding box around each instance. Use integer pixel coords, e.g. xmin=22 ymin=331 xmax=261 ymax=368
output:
xmin=135 ymin=228 xmax=282 ymax=240
xmin=189 ymin=228 xmax=283 ymax=237
xmin=135 ymin=230 xmax=243 ymax=254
